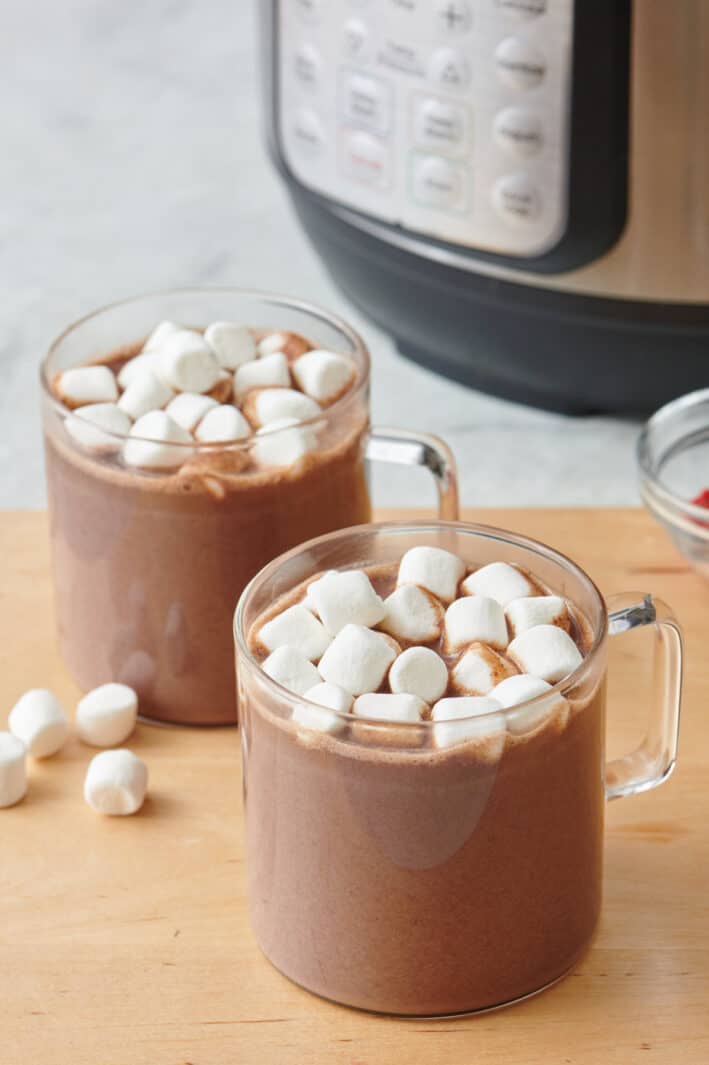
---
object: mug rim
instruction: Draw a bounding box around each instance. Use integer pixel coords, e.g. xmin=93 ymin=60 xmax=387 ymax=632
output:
xmin=40 ymin=286 xmax=371 ymax=450
xmin=234 ymin=519 xmax=609 ymax=728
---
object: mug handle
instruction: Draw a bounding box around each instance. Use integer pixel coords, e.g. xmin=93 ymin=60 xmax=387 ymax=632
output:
xmin=366 ymin=427 xmax=459 ymax=521
xmin=605 ymin=593 xmax=683 ymax=801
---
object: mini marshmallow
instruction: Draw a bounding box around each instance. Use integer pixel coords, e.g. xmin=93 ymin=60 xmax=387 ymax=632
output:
xmin=491 ymin=673 xmax=567 ymax=735
xmin=66 ymin=403 xmax=132 ymax=453
xmin=462 ymin=562 xmax=536 ymax=607
xmin=292 ymin=349 xmax=355 ymax=403
xmin=491 ymin=673 xmax=553 ymax=708
xmin=58 ymin=366 xmax=118 ymax=407
xmin=0 ymin=732 xmax=27 ymax=808
xmin=245 ymin=388 xmax=321 ymax=428
xmin=431 ymin=697 xmax=505 ymax=752
xmin=257 ymin=332 xmax=289 ymax=357
xmin=303 ymin=682 xmax=353 ymax=714
xmin=258 ymin=604 xmax=331 ymax=661
xmin=308 ymin=570 xmax=386 ymax=635
xmin=353 ymin=693 xmax=426 ymax=723
xmin=293 ymin=682 xmax=352 ymax=734
xmin=257 ymin=331 xmax=311 ymax=359
xmin=302 ymin=570 xmax=338 ymax=613
xmin=397 ymin=546 xmax=465 ymax=604
xmin=444 ymin=596 xmax=508 ymax=651
xmin=262 ymin=645 xmax=321 ymax=696
xmin=123 ymin=411 xmax=194 ymax=470
xmin=234 ymin=352 xmax=290 ymax=399
xmin=378 ymin=584 xmax=444 ymax=645
xmin=507 ymin=624 xmax=583 ymax=684
xmin=389 ymin=647 xmax=448 ymax=704
xmin=8 ymin=689 xmax=69 ymax=758
xmin=117 ymin=351 xmax=162 ymax=390
xmin=83 ymin=748 xmax=147 ymax=815
xmin=450 ymin=643 xmax=514 ymax=696
xmin=318 ymin=624 xmax=397 ymax=695
xmin=166 ymin=392 xmax=219 ymax=432
xmin=505 ymin=595 xmax=571 ymax=637
xmin=143 ymin=320 xmax=180 ymax=351
xmin=118 ymin=371 xmax=173 ymax=421
xmin=204 ymin=322 xmax=256 ymax=369
xmin=157 ymin=330 xmax=221 ymax=394
xmin=253 ymin=417 xmax=316 ymax=469
xmin=76 ymin=683 xmax=138 ymax=747
xmin=195 ymin=404 xmax=251 ymax=444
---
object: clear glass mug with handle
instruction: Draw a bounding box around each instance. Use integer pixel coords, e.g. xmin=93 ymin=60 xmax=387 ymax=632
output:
xmin=234 ymin=521 xmax=683 ymax=1016
xmin=41 ymin=290 xmax=458 ymax=725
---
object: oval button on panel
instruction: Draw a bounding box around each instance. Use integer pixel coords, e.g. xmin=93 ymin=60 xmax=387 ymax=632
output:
xmin=414 ymin=97 xmax=468 ymax=152
xmin=343 ymin=130 xmax=391 ymax=188
xmin=495 ymin=36 xmax=546 ymax=89
xmin=493 ymin=107 xmax=543 ymax=156
xmin=495 ymin=0 xmax=547 ymax=19
xmin=413 ymin=155 xmax=465 ymax=210
xmin=294 ymin=43 xmax=322 ymax=89
xmin=292 ymin=108 xmax=326 ymax=154
xmin=492 ymin=174 xmax=541 ymax=223
xmin=428 ymin=47 xmax=471 ymax=90
xmin=434 ymin=0 xmax=472 ymax=34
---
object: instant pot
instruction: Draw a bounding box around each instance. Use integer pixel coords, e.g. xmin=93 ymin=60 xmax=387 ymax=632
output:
xmin=261 ymin=1 xmax=709 ymax=413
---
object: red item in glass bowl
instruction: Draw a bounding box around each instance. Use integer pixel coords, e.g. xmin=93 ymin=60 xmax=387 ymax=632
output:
xmin=692 ymin=489 xmax=709 ymax=509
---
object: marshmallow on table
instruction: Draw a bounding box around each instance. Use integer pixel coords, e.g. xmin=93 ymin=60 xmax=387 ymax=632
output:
xmin=195 ymin=405 xmax=252 ymax=444
xmin=293 ymin=682 xmax=353 ymax=734
xmin=143 ymin=320 xmax=180 ymax=351
xmin=444 ymin=596 xmax=508 ymax=651
xmin=84 ymin=749 xmax=148 ymax=815
xmin=204 ymin=322 xmax=256 ymax=370
xmin=318 ymin=624 xmax=397 ymax=696
xmin=258 ymin=603 xmax=331 ymax=661
xmin=166 ymin=392 xmax=219 ymax=432
xmin=57 ymin=366 xmax=118 ymax=407
xmin=76 ymin=683 xmax=138 ymax=747
xmin=450 ymin=643 xmax=514 ymax=695
xmin=353 ymin=693 xmax=426 ymax=723
xmin=378 ymin=584 xmax=444 ymax=646
xmin=431 ymin=697 xmax=506 ymax=752
xmin=157 ymin=330 xmax=221 ymax=394
xmin=507 ymin=625 xmax=583 ymax=684
xmin=123 ymin=411 xmax=194 ymax=470
xmin=118 ymin=371 xmax=173 ymax=421
xmin=8 ymin=689 xmax=69 ymax=758
xmin=117 ymin=351 xmax=161 ymax=390
xmin=66 ymin=403 xmax=132 ymax=453
xmin=397 ymin=546 xmax=465 ymax=604
xmin=462 ymin=562 xmax=537 ymax=607
xmin=389 ymin=647 xmax=448 ymax=704
xmin=307 ymin=570 xmax=386 ymax=635
xmin=253 ymin=417 xmax=316 ymax=469
xmin=263 ymin=645 xmax=321 ymax=696
xmin=257 ymin=331 xmax=311 ymax=359
xmin=234 ymin=353 xmax=291 ymax=399
xmin=505 ymin=595 xmax=571 ymax=637
xmin=491 ymin=674 xmax=567 ymax=735
xmin=292 ymin=349 xmax=356 ymax=404
xmin=244 ymin=388 xmax=321 ymax=428
xmin=0 ymin=732 xmax=27 ymax=808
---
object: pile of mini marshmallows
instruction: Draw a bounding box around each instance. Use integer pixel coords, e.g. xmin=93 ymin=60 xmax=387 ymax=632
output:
xmin=0 ymin=684 xmax=147 ymax=814
xmin=257 ymin=547 xmax=584 ymax=752
xmin=57 ymin=321 xmax=356 ymax=471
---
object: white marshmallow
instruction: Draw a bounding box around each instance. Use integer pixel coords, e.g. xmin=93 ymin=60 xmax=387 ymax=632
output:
xmin=431 ymin=697 xmax=505 ymax=752
xmin=378 ymin=584 xmax=444 ymax=645
xmin=444 ymin=596 xmax=508 ymax=651
xmin=123 ymin=411 xmax=194 ymax=470
xmin=491 ymin=673 xmax=552 ymax=708
xmin=308 ymin=570 xmax=386 ymax=635
xmin=249 ymin=388 xmax=321 ymax=427
xmin=166 ymin=392 xmax=219 ymax=432
xmin=76 ymin=683 xmax=138 ymax=747
xmin=450 ymin=643 xmax=514 ymax=696
xmin=257 ymin=332 xmax=288 ymax=357
xmin=302 ymin=570 xmax=338 ymax=613
xmin=66 ymin=403 xmax=132 ymax=453
xmin=0 ymin=732 xmax=27 ymax=808
xmin=204 ymin=322 xmax=256 ymax=369
xmin=253 ymin=417 xmax=316 ymax=469
xmin=234 ymin=353 xmax=290 ymax=398
xmin=505 ymin=595 xmax=570 ymax=637
xmin=491 ymin=673 xmax=567 ymax=735
xmin=507 ymin=624 xmax=583 ymax=684
xmin=157 ymin=330 xmax=221 ymax=394
xmin=462 ymin=562 xmax=535 ymax=607
xmin=353 ymin=693 xmax=426 ymax=723
xmin=117 ymin=350 xmax=162 ymax=390
xmin=83 ymin=748 xmax=148 ymax=815
xmin=195 ymin=404 xmax=251 ymax=443
xmin=58 ymin=366 xmax=118 ymax=406
xmin=262 ymin=645 xmax=321 ymax=696
xmin=8 ymin=689 xmax=69 ymax=758
xmin=292 ymin=349 xmax=355 ymax=403
xmin=318 ymin=624 xmax=397 ymax=696
xmin=143 ymin=320 xmax=181 ymax=351
xmin=258 ymin=604 xmax=331 ymax=661
xmin=303 ymin=682 xmax=353 ymax=714
xmin=389 ymin=647 xmax=448 ymax=704
xmin=118 ymin=371 xmax=173 ymax=421
xmin=294 ymin=682 xmax=352 ymax=734
xmin=397 ymin=546 xmax=465 ymax=604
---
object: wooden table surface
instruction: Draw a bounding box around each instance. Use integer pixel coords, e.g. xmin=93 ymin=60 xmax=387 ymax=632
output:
xmin=1 ymin=508 xmax=707 ymax=1065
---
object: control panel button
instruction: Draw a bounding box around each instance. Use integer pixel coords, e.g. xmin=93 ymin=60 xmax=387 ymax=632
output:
xmin=388 ymin=0 xmax=419 ymax=12
xmin=435 ymin=0 xmax=472 ymax=34
xmin=495 ymin=0 xmax=547 ymax=18
xmin=492 ymin=174 xmax=541 ymax=222
xmin=412 ymin=155 xmax=466 ymax=210
xmin=294 ymin=44 xmax=322 ymax=89
xmin=428 ymin=47 xmax=471 ymax=90
xmin=292 ymin=109 xmax=326 ymax=154
xmin=414 ymin=96 xmax=469 ymax=152
xmin=293 ymin=0 xmax=322 ymax=21
xmin=343 ymin=18 xmax=370 ymax=60
xmin=342 ymin=130 xmax=391 ymax=188
xmin=341 ymin=72 xmax=392 ymax=134
xmin=495 ymin=37 xmax=546 ymax=89
xmin=493 ymin=107 xmax=543 ymax=156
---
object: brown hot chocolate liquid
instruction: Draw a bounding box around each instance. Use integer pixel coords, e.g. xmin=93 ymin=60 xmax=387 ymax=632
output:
xmin=243 ymin=565 xmax=604 ymax=1015
xmin=45 ymin=339 xmax=370 ymax=725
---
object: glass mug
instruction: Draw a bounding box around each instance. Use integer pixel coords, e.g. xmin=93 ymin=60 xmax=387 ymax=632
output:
xmin=41 ymin=291 xmax=458 ymax=725
xmin=235 ymin=522 xmax=683 ymax=1016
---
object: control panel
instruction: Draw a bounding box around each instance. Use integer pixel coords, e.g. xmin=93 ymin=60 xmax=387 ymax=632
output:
xmin=276 ymin=0 xmax=575 ymax=259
